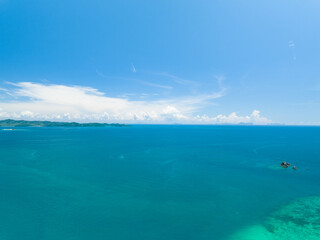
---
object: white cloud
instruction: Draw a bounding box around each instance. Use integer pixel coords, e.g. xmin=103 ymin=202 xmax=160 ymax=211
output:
xmin=288 ymin=40 xmax=295 ymax=48
xmin=0 ymin=82 xmax=272 ymax=124
xmin=288 ymin=41 xmax=296 ymax=60
xmin=193 ymin=110 xmax=272 ymax=125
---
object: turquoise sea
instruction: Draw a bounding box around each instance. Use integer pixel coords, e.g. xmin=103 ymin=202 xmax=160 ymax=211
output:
xmin=1 ymin=125 xmax=320 ymax=240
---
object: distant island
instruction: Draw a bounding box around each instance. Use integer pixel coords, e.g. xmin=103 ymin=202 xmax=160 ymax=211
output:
xmin=0 ymin=119 xmax=127 ymax=127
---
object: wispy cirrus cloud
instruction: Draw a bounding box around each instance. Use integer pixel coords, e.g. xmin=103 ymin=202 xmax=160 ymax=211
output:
xmin=0 ymin=82 xmax=272 ymax=124
xmin=155 ymin=72 xmax=199 ymax=87
xmin=138 ymin=80 xmax=173 ymax=90
xmin=0 ymin=87 xmax=12 ymax=96
xmin=95 ymin=69 xmax=107 ymax=78
xmin=131 ymin=64 xmax=136 ymax=73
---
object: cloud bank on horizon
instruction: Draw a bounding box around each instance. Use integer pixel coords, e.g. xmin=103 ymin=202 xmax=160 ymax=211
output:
xmin=0 ymin=82 xmax=272 ymax=125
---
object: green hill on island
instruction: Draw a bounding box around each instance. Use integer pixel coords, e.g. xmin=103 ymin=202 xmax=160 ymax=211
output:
xmin=0 ymin=119 xmax=127 ymax=127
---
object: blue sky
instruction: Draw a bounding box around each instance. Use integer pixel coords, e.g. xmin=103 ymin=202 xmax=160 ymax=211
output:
xmin=0 ymin=0 xmax=319 ymax=124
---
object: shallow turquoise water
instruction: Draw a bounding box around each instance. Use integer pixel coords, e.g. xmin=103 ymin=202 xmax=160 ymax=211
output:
xmin=1 ymin=125 xmax=320 ymax=240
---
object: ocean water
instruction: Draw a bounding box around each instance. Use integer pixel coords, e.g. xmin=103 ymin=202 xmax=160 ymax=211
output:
xmin=1 ymin=125 xmax=320 ymax=240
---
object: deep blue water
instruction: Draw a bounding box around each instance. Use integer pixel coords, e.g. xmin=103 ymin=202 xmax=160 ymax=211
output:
xmin=1 ymin=125 xmax=320 ymax=240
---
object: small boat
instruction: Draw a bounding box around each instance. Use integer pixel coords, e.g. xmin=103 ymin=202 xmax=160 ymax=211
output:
xmin=280 ymin=161 xmax=291 ymax=168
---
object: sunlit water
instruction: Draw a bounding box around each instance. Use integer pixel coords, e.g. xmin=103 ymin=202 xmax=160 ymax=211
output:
xmin=1 ymin=125 xmax=320 ymax=240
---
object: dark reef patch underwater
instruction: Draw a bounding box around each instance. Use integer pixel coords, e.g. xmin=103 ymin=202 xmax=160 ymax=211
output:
xmin=229 ymin=196 xmax=320 ymax=240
